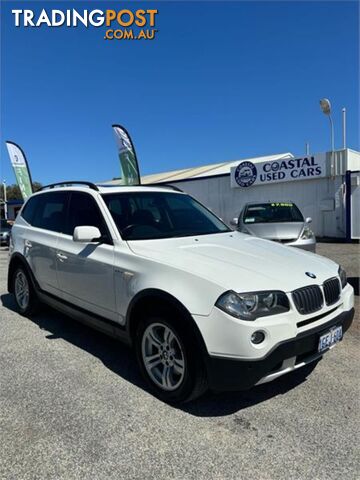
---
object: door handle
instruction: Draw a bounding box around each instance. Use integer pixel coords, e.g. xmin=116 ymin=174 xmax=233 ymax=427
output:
xmin=56 ymin=252 xmax=68 ymax=261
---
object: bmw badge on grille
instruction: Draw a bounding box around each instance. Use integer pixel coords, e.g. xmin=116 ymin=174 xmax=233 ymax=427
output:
xmin=305 ymin=272 xmax=316 ymax=279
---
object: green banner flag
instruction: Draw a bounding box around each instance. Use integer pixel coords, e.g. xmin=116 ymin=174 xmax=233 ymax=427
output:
xmin=112 ymin=125 xmax=141 ymax=185
xmin=5 ymin=141 xmax=33 ymax=200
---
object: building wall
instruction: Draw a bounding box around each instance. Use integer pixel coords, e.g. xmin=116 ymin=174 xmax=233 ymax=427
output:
xmin=169 ymin=175 xmax=347 ymax=238
xmin=104 ymin=148 xmax=359 ymax=239
xmin=7 ymin=204 xmax=23 ymax=221
xmin=347 ymin=149 xmax=360 ymax=171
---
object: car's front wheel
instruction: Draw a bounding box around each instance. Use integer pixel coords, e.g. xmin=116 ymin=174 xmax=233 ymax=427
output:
xmin=135 ymin=316 xmax=207 ymax=403
xmin=13 ymin=267 xmax=39 ymax=315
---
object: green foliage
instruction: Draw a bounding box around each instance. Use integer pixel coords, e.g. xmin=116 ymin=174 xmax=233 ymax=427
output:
xmin=0 ymin=182 xmax=42 ymax=201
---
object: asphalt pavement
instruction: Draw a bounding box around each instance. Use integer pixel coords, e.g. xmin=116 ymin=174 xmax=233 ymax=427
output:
xmin=0 ymin=244 xmax=359 ymax=480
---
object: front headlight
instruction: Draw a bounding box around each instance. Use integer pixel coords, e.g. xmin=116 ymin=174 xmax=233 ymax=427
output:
xmin=338 ymin=266 xmax=347 ymax=289
xmin=216 ymin=290 xmax=290 ymax=321
xmin=301 ymin=226 xmax=314 ymax=240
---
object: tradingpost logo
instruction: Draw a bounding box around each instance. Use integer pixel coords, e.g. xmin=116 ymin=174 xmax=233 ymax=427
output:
xmin=11 ymin=8 xmax=159 ymax=41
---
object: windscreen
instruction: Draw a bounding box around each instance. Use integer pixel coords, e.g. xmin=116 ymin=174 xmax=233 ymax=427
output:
xmin=243 ymin=202 xmax=304 ymax=224
xmin=102 ymin=191 xmax=230 ymax=240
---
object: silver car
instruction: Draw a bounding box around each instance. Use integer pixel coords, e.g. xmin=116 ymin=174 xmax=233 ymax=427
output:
xmin=231 ymin=201 xmax=316 ymax=252
xmin=0 ymin=219 xmax=12 ymax=246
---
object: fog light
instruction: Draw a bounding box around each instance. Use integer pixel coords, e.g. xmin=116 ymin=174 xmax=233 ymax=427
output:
xmin=251 ymin=331 xmax=265 ymax=344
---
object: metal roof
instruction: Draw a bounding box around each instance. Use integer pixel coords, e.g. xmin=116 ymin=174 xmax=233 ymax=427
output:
xmin=101 ymin=152 xmax=294 ymax=186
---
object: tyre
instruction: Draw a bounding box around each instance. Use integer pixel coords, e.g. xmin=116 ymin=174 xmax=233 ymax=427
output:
xmin=135 ymin=315 xmax=208 ymax=404
xmin=13 ymin=266 xmax=40 ymax=315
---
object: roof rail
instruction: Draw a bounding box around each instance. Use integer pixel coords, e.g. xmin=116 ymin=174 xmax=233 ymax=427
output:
xmin=144 ymin=183 xmax=183 ymax=192
xmin=39 ymin=181 xmax=99 ymax=192
xmin=97 ymin=183 xmax=183 ymax=192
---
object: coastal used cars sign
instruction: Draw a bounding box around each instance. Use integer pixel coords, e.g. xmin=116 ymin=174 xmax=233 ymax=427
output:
xmin=230 ymin=154 xmax=327 ymax=188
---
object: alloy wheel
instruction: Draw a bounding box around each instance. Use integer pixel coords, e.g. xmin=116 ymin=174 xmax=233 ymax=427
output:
xmin=14 ymin=270 xmax=30 ymax=310
xmin=141 ymin=322 xmax=186 ymax=391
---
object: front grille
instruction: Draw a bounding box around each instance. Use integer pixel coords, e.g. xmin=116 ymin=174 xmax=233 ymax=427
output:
xmin=323 ymin=277 xmax=341 ymax=305
xmin=271 ymin=238 xmax=296 ymax=244
xmin=297 ymin=306 xmax=339 ymax=328
xmin=292 ymin=285 xmax=323 ymax=315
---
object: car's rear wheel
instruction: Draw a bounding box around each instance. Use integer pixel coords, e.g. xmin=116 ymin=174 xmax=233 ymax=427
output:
xmin=13 ymin=267 xmax=39 ymax=315
xmin=135 ymin=316 xmax=207 ymax=403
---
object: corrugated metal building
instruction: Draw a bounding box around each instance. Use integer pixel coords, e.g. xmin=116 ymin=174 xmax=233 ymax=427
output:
xmin=103 ymin=149 xmax=360 ymax=239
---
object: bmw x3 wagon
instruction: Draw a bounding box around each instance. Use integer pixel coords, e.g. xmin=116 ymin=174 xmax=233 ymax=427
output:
xmin=7 ymin=182 xmax=354 ymax=403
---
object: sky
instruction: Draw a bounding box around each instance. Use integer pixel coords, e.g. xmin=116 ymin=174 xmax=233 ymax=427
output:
xmin=1 ymin=0 xmax=359 ymax=186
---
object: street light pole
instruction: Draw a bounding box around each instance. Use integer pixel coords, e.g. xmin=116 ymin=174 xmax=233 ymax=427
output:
xmin=319 ymin=98 xmax=335 ymax=177
xmin=3 ymin=180 xmax=8 ymax=220
xmin=342 ymin=107 xmax=347 ymax=149
xmin=328 ymin=114 xmax=335 ymax=152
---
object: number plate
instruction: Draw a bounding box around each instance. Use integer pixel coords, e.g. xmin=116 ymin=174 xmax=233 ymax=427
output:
xmin=318 ymin=326 xmax=343 ymax=353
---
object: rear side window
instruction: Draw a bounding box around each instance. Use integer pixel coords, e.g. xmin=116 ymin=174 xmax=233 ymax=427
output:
xmin=21 ymin=196 xmax=40 ymax=225
xmin=66 ymin=192 xmax=109 ymax=240
xmin=31 ymin=192 xmax=69 ymax=232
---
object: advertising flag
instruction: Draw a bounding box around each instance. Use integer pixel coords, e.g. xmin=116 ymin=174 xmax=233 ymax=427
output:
xmin=112 ymin=125 xmax=141 ymax=185
xmin=5 ymin=141 xmax=33 ymax=199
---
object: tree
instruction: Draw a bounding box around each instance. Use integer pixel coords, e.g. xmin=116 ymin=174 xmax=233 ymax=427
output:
xmin=0 ymin=182 xmax=42 ymax=201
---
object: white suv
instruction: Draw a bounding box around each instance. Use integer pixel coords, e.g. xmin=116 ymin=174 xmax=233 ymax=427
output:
xmin=8 ymin=182 xmax=354 ymax=403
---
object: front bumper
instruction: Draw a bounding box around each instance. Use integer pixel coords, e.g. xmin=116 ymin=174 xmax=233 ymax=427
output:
xmin=194 ymin=283 xmax=354 ymax=361
xmin=285 ymin=237 xmax=316 ymax=252
xmin=204 ymin=308 xmax=354 ymax=391
xmin=269 ymin=237 xmax=316 ymax=252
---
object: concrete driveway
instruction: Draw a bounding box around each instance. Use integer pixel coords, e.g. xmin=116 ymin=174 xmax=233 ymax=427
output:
xmin=0 ymin=244 xmax=359 ymax=480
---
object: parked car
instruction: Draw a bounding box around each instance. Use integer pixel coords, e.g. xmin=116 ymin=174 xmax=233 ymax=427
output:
xmin=0 ymin=219 xmax=12 ymax=246
xmin=8 ymin=182 xmax=354 ymax=403
xmin=231 ymin=201 xmax=316 ymax=252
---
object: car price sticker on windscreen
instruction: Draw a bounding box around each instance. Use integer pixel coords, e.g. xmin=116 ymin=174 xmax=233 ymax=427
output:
xmin=271 ymin=203 xmax=293 ymax=207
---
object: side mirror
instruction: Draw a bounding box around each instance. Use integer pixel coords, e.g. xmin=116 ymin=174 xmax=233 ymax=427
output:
xmin=73 ymin=226 xmax=101 ymax=243
xmin=305 ymin=217 xmax=312 ymax=224
xmin=230 ymin=217 xmax=239 ymax=227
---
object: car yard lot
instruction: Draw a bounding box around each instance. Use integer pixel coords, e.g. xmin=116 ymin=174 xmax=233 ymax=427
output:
xmin=0 ymin=244 xmax=359 ymax=480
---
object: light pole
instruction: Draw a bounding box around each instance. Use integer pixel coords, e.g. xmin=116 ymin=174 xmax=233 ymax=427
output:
xmin=319 ymin=98 xmax=335 ymax=177
xmin=2 ymin=180 xmax=8 ymax=220
xmin=342 ymin=107 xmax=347 ymax=149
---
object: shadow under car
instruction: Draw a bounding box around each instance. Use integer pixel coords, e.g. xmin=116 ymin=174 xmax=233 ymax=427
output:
xmin=1 ymin=292 xmax=316 ymax=417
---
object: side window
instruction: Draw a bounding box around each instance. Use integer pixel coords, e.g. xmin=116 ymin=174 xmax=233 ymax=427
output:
xmin=67 ymin=192 xmax=109 ymax=241
xmin=21 ymin=196 xmax=40 ymax=225
xmin=32 ymin=192 xmax=68 ymax=232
